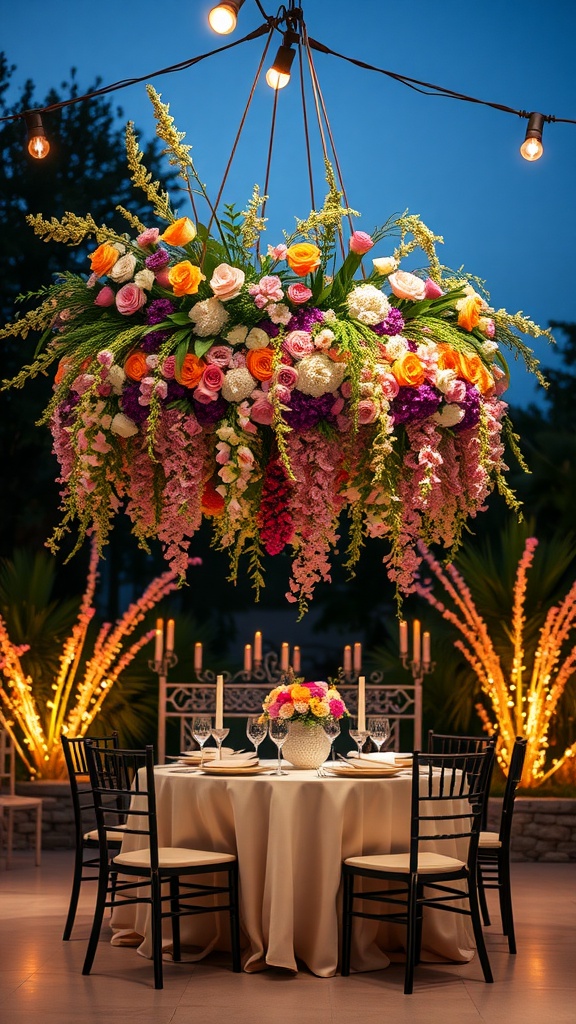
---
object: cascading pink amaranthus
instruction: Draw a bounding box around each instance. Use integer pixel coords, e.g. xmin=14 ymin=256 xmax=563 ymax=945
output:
xmin=0 ymin=538 xmax=193 ymax=779
xmin=414 ymin=537 xmax=576 ymax=786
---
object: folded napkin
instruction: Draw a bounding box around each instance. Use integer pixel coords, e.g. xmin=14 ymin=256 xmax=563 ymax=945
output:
xmin=208 ymin=754 xmax=258 ymax=768
xmin=353 ymin=752 xmax=413 ymax=766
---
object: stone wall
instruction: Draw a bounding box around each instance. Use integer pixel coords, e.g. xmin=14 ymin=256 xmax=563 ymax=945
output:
xmin=486 ymin=797 xmax=576 ymax=862
xmin=4 ymin=784 xmax=576 ymax=862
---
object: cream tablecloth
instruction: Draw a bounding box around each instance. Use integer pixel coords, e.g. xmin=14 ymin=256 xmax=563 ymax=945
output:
xmin=110 ymin=764 xmax=475 ymax=977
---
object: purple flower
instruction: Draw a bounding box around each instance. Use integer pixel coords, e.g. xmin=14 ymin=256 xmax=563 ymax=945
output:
xmin=145 ymin=298 xmax=176 ymax=325
xmin=166 ymin=380 xmax=188 ymax=403
xmin=193 ymin=394 xmax=229 ymax=426
xmin=284 ymin=391 xmax=335 ymax=430
xmin=258 ymin=318 xmax=281 ymax=338
xmin=144 ymin=248 xmax=171 ymax=271
xmin=58 ymin=392 xmax=80 ymax=425
xmin=371 ymin=307 xmax=405 ymax=337
xmin=287 ymin=307 xmax=325 ymax=333
xmin=453 ymin=381 xmax=481 ymax=431
xmin=141 ymin=329 xmax=171 ymax=354
xmin=120 ymin=382 xmax=149 ymax=425
xmin=391 ymin=384 xmax=441 ymax=425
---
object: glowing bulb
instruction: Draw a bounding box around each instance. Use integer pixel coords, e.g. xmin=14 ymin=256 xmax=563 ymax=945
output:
xmin=25 ymin=112 xmax=50 ymax=160
xmin=208 ymin=2 xmax=242 ymax=34
xmin=520 ymin=112 xmax=545 ymax=162
xmin=265 ymin=68 xmax=291 ymax=90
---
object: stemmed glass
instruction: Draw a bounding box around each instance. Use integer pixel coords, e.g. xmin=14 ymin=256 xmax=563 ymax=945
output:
xmin=323 ymin=718 xmax=341 ymax=761
xmin=269 ymin=718 xmax=289 ymax=776
xmin=349 ymin=718 xmax=370 ymax=758
xmin=211 ymin=726 xmax=230 ymax=759
xmin=191 ymin=715 xmax=213 ymax=766
xmin=368 ymin=716 xmax=391 ymax=753
xmin=246 ymin=716 xmax=268 ymax=756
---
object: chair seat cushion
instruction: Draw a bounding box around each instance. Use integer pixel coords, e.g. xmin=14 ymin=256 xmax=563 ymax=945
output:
xmin=83 ymin=828 xmax=126 ymax=843
xmin=479 ymin=830 xmax=502 ymax=849
xmin=345 ymin=850 xmax=465 ymax=873
xmin=114 ymin=846 xmax=236 ymax=870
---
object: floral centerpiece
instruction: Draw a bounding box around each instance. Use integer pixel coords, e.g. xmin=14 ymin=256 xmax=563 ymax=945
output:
xmin=261 ymin=678 xmax=348 ymax=727
xmin=261 ymin=678 xmax=348 ymax=768
xmin=1 ymin=87 xmax=552 ymax=614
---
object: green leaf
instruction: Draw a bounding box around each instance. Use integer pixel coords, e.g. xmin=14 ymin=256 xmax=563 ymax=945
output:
xmin=174 ymin=337 xmax=190 ymax=379
xmin=167 ymin=312 xmax=192 ymax=326
xmin=194 ymin=337 xmax=214 ymax=358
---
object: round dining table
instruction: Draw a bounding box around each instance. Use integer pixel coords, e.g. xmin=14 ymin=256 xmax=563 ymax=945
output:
xmin=110 ymin=762 xmax=476 ymax=977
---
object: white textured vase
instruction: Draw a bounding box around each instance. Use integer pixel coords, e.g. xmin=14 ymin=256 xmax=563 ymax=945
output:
xmin=282 ymin=721 xmax=332 ymax=769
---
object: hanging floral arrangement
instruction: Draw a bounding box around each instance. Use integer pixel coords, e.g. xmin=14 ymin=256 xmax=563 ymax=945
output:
xmin=1 ymin=87 xmax=551 ymax=615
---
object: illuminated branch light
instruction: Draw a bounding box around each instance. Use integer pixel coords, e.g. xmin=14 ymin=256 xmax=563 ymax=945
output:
xmin=416 ymin=537 xmax=576 ymax=786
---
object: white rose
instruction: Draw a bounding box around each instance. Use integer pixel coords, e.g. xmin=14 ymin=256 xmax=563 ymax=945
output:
xmin=435 ymin=368 xmax=457 ymax=394
xmin=110 ymin=412 xmax=139 ymax=437
xmin=134 ymin=268 xmax=155 ymax=291
xmin=432 ymin=404 xmax=465 ymax=428
xmin=372 ymin=256 xmax=398 ymax=276
xmin=108 ymin=253 xmax=137 ymax=282
xmin=245 ymin=327 xmax=270 ymax=350
xmin=225 ymin=325 xmax=248 ymax=346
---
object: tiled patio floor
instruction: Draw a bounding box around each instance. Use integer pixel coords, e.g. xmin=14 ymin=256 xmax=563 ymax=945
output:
xmin=0 ymin=851 xmax=574 ymax=1023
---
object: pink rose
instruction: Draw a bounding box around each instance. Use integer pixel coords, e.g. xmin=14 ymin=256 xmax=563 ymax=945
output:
xmin=250 ymin=396 xmax=274 ymax=425
xmin=283 ymin=330 xmax=314 ymax=360
xmin=154 ymin=268 xmax=172 ymax=288
xmin=205 ymin=344 xmax=233 ymax=368
xmin=194 ymin=384 xmax=219 ymax=404
xmin=340 ymin=380 xmax=352 ymax=399
xmin=276 ymin=365 xmax=298 ymax=390
xmin=115 ymin=283 xmax=147 ymax=316
xmin=210 ymin=263 xmax=246 ymax=301
xmin=94 ymin=286 xmax=115 ymax=307
xmin=357 ymin=398 xmax=378 ymax=424
xmin=137 ymin=228 xmax=160 ymax=248
xmin=96 ymin=349 xmax=114 ymax=369
xmin=162 ymin=355 xmax=176 ymax=379
xmin=376 ymin=372 xmax=400 ymax=400
xmin=388 ymin=271 xmax=427 ymax=302
xmin=331 ymin=396 xmax=345 ymax=416
xmin=248 ymin=275 xmax=284 ymax=303
xmin=287 ymin=283 xmax=312 ymax=305
xmin=201 ymin=365 xmax=224 ymax=391
xmin=445 ymin=379 xmax=467 ymax=403
xmin=275 ymin=385 xmax=292 ymax=404
xmin=424 ymin=278 xmax=444 ymax=299
xmin=267 ymin=243 xmax=288 ymax=261
xmin=349 ymin=231 xmax=374 ymax=255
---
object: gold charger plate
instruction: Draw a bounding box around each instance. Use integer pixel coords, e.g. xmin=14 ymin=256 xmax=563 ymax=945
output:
xmin=200 ymin=763 xmax=271 ymax=776
xmin=325 ymin=764 xmax=403 ymax=778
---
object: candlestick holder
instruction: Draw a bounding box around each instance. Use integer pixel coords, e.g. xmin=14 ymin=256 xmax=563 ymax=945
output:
xmin=148 ymin=652 xmax=179 ymax=677
xmin=195 ymin=649 xmax=292 ymax=687
xmin=150 ymin=652 xmax=179 ymax=765
xmin=400 ymin=655 xmax=435 ymax=686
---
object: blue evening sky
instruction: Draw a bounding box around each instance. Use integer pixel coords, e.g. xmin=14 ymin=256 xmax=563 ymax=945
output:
xmin=3 ymin=0 xmax=576 ymax=408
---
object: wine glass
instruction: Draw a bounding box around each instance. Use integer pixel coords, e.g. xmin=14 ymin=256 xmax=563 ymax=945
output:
xmin=191 ymin=715 xmax=213 ymax=766
xmin=246 ymin=715 xmax=268 ymax=756
xmin=211 ymin=726 xmax=230 ymax=759
xmin=349 ymin=717 xmax=370 ymax=758
xmin=368 ymin=716 xmax=391 ymax=753
xmin=269 ymin=718 xmax=289 ymax=776
xmin=323 ymin=718 xmax=341 ymax=761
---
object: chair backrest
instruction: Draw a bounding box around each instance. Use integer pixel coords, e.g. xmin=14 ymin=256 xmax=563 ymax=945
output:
xmin=61 ymin=733 xmax=119 ymax=839
xmin=410 ymin=747 xmax=494 ymax=874
xmin=0 ymin=728 xmax=16 ymax=795
xmin=498 ymin=737 xmax=527 ymax=844
xmin=85 ymin=743 xmax=159 ymax=868
xmin=428 ymin=730 xmax=493 ymax=756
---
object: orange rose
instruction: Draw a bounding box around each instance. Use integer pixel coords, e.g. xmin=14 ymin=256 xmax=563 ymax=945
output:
xmin=124 ymin=350 xmax=149 ymax=382
xmin=391 ymin=352 xmax=426 ymax=387
xmin=286 ymin=242 xmax=321 ymax=277
xmin=437 ymin=344 xmax=459 ymax=372
xmin=201 ymin=479 xmax=225 ymax=517
xmin=457 ymin=294 xmax=484 ymax=332
xmin=161 ymin=217 xmax=197 ymax=246
xmin=175 ymin=353 xmax=206 ymax=389
xmin=167 ymin=261 xmax=205 ymax=297
xmin=89 ymin=243 xmax=120 ymax=277
xmin=246 ymin=346 xmax=274 ymax=382
xmin=458 ymin=352 xmax=494 ymax=394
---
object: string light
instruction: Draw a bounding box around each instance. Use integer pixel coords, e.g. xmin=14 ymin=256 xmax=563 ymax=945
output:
xmin=208 ymin=1 xmax=245 ymax=35
xmin=24 ymin=111 xmax=50 ymax=159
xmin=266 ymin=29 xmax=299 ymax=90
xmin=520 ymin=111 xmax=545 ymax=161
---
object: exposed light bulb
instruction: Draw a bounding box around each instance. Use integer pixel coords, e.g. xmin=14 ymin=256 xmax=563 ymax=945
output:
xmin=265 ymin=37 xmax=297 ymax=91
xmin=25 ymin=112 xmax=50 ymax=160
xmin=520 ymin=112 xmax=545 ymax=162
xmin=208 ymin=2 xmax=243 ymax=35
xmin=265 ymin=68 xmax=291 ymax=90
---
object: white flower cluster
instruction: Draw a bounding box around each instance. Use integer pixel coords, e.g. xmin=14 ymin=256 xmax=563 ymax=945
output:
xmin=346 ymin=284 xmax=391 ymax=325
xmin=188 ymin=297 xmax=230 ymax=337
xmin=296 ymin=352 xmax=346 ymax=397
xmin=221 ymin=367 xmax=257 ymax=403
